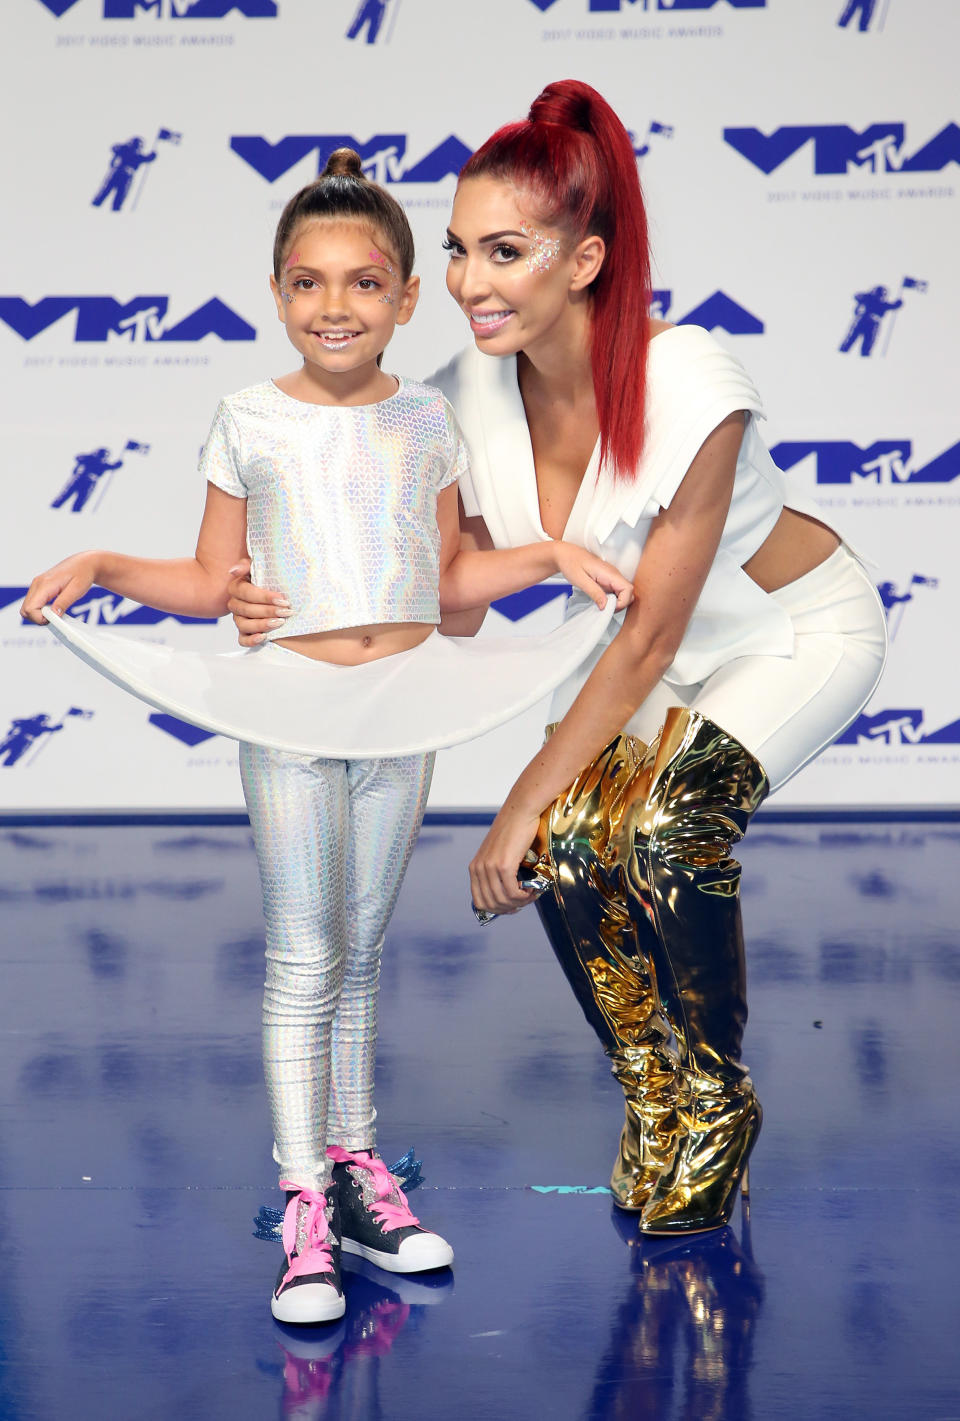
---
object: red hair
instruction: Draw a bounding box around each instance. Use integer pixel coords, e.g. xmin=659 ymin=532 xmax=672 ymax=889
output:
xmin=460 ymin=80 xmax=652 ymax=481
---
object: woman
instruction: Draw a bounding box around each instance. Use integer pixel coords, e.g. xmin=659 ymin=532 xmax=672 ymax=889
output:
xmin=230 ymin=80 xmax=887 ymax=1235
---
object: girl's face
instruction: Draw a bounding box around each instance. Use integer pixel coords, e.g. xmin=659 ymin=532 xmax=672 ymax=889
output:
xmin=271 ymin=219 xmax=418 ymax=377
xmin=444 ymin=176 xmax=603 ymax=358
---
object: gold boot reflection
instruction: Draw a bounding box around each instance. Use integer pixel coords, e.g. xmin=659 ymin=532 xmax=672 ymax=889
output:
xmin=593 ymin=1208 xmax=766 ymax=1421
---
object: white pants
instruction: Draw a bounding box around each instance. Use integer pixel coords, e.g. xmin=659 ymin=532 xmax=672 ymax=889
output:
xmin=621 ymin=546 xmax=887 ymax=790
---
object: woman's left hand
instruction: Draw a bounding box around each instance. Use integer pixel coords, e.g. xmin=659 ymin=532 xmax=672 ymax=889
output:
xmin=469 ymin=806 xmax=543 ymax=917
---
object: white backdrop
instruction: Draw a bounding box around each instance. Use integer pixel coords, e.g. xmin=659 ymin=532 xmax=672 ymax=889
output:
xmin=1 ymin=0 xmax=956 ymax=812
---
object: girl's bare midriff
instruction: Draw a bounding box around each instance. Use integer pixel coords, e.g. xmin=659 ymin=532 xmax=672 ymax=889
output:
xmin=275 ymin=621 xmax=435 ymax=666
xmin=742 ymin=508 xmax=840 ymax=593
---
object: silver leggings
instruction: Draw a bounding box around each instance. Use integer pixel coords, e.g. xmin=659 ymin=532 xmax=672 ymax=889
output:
xmin=239 ymin=743 xmax=434 ymax=1192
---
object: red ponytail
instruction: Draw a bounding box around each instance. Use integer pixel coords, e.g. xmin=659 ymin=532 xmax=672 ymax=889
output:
xmin=460 ymin=80 xmax=651 ymax=481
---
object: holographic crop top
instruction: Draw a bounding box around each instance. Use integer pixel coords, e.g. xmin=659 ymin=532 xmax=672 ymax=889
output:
xmin=199 ymin=377 xmax=468 ymax=638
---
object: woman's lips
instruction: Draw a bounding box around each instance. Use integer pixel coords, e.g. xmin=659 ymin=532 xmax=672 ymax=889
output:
xmin=468 ymin=309 xmax=515 ymax=336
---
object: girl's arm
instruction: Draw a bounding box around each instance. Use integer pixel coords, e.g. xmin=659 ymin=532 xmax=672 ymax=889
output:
xmin=20 ymin=485 xmax=247 ymax=623
xmin=437 ymin=505 xmax=493 ymax=637
xmin=469 ymin=412 xmax=745 ymax=917
xmin=436 ymin=483 xmax=634 ymax=614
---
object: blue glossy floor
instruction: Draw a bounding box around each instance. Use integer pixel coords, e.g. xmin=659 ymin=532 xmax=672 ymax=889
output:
xmin=1 ymin=817 xmax=958 ymax=1420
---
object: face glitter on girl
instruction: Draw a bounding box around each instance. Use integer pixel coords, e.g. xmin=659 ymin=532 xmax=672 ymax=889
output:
xmin=519 ymin=221 xmax=562 ymax=275
xmin=369 ymin=248 xmax=398 ymax=304
xmin=281 ymin=250 xmax=302 ymax=303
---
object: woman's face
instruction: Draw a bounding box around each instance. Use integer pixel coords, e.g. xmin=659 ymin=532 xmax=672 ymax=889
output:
xmin=444 ymin=176 xmax=594 ymax=358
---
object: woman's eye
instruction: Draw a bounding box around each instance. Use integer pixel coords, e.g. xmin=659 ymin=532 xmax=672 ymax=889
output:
xmin=293 ymin=277 xmax=316 ymax=290
xmin=442 ymin=238 xmax=465 ymax=257
xmin=491 ymin=243 xmax=520 ymax=263
xmin=357 ymin=278 xmax=379 ymax=291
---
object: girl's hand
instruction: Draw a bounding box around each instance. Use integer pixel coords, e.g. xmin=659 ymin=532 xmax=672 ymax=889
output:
xmin=469 ymin=805 xmax=543 ymax=917
xmin=553 ymin=543 xmax=634 ymax=611
xmin=226 ymin=558 xmax=292 ymax=645
xmin=20 ymin=552 xmax=101 ymax=624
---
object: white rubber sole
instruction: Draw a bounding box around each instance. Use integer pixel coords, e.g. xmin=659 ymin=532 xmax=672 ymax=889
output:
xmin=341 ymin=1234 xmax=454 ymax=1274
xmin=270 ymin=1281 xmax=346 ymax=1325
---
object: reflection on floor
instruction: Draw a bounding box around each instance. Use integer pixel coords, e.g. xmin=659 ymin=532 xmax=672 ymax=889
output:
xmin=0 ymin=821 xmax=958 ymax=1419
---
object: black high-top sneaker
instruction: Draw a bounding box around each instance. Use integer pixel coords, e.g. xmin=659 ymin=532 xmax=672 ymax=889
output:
xmin=327 ymin=1147 xmax=454 ymax=1274
xmin=271 ymin=1180 xmax=345 ymax=1324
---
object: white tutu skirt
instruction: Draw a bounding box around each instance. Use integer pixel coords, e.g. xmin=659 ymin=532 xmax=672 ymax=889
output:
xmin=42 ymin=600 xmax=616 ymax=758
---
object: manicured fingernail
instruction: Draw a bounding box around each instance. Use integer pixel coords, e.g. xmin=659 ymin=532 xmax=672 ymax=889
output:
xmin=268 ymin=618 xmax=284 ymax=628
xmin=275 ymin=598 xmax=291 ymax=608
xmin=254 ymin=633 xmax=266 ymax=644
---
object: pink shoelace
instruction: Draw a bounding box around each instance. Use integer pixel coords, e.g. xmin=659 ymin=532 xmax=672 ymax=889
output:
xmin=278 ymin=1181 xmax=333 ymax=1289
xmin=326 ymin=1147 xmax=421 ymax=1232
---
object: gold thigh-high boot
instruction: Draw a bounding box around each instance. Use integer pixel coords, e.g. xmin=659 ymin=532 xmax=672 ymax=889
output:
xmin=531 ymin=730 xmax=682 ymax=1211
xmin=628 ymin=707 xmax=768 ymax=1236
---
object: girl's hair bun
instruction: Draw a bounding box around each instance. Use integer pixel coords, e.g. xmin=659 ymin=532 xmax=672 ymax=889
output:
xmin=529 ymin=79 xmax=594 ymax=133
xmin=321 ymin=147 xmax=366 ymax=180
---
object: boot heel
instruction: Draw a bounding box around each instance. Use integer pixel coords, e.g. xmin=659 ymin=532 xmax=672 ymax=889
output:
xmin=741 ymin=1163 xmax=750 ymax=1200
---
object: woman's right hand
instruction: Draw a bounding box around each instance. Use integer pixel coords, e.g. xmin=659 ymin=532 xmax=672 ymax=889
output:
xmin=553 ymin=542 xmax=634 ymax=611
xmin=226 ymin=558 xmax=292 ymax=645
xmin=20 ymin=552 xmax=101 ymax=624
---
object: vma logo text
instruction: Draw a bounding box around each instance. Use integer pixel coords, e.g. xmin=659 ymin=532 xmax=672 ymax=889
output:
xmin=0 ymin=297 xmax=255 ymax=343
xmin=724 ymin=123 xmax=960 ymax=177
xmin=231 ymin=133 xmax=472 ymax=185
xmin=837 ymin=709 xmax=960 ymax=749
xmin=772 ymin=440 xmax=960 ymax=488
xmin=36 ymin=1 xmax=276 ymax=17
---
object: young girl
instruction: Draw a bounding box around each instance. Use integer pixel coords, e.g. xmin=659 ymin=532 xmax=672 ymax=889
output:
xmin=21 ymin=150 xmax=633 ymax=1324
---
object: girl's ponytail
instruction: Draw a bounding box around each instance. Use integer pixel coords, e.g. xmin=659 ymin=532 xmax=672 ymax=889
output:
xmin=461 ymin=80 xmax=652 ymax=481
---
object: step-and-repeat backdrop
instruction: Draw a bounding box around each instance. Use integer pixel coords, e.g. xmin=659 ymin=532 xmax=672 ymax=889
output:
xmin=1 ymin=0 xmax=955 ymax=811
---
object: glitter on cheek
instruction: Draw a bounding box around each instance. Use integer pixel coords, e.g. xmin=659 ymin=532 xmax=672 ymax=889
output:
xmin=369 ymin=249 xmax=398 ymax=305
xmin=519 ymin=221 xmax=562 ymax=275
xmin=281 ymin=251 xmax=302 ymax=304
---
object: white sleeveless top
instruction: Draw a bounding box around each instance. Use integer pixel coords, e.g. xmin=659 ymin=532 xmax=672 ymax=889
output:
xmin=200 ymin=377 xmax=467 ymax=638
xmin=429 ymin=326 xmax=830 ymax=686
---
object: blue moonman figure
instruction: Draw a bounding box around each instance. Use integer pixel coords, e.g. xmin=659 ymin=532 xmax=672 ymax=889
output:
xmin=0 ymin=714 xmax=64 ymax=767
xmin=92 ymin=137 xmax=156 ymax=212
xmin=838 ymin=286 xmax=902 ymax=357
xmin=838 ymin=0 xmax=878 ymax=29
xmin=51 ymin=448 xmax=124 ymax=513
xmin=346 ymin=0 xmax=389 ymax=43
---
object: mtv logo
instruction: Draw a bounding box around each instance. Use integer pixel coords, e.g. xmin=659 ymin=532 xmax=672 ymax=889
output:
xmin=724 ymin=122 xmax=960 ymax=176
xmin=35 ymin=1 xmax=277 ymax=16
xmin=836 ymin=709 xmax=960 ymax=747
xmin=772 ymin=440 xmax=960 ymax=486
xmin=230 ymin=133 xmax=472 ymax=184
xmin=0 ymin=296 xmax=255 ymax=343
